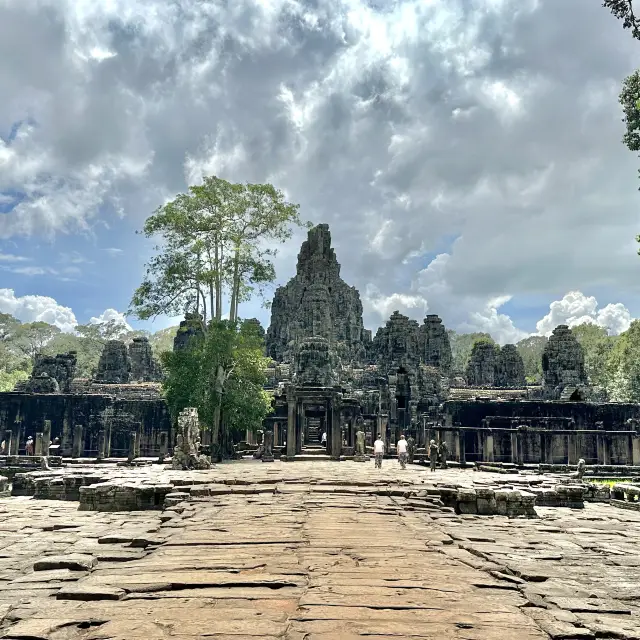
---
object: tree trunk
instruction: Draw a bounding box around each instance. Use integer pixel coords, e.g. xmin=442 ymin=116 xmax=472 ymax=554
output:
xmin=215 ymin=237 xmax=222 ymax=321
xmin=229 ymin=244 xmax=241 ymax=323
xmin=210 ymin=363 xmax=226 ymax=453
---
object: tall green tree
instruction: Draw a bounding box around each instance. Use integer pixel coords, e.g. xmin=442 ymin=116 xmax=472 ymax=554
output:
xmin=603 ymin=1 xmax=640 ymax=249
xmin=12 ymin=322 xmax=61 ymax=361
xmin=0 ymin=313 xmax=30 ymax=375
xmin=131 ymin=176 xmax=305 ymax=323
xmin=516 ymin=335 xmax=547 ymax=384
xmin=0 ymin=369 xmax=29 ymax=392
xmin=571 ymin=323 xmax=617 ymax=388
xmin=131 ymin=176 xmax=304 ymax=449
xmin=161 ymin=319 xmax=272 ymax=458
xmin=605 ymin=320 xmax=640 ymax=401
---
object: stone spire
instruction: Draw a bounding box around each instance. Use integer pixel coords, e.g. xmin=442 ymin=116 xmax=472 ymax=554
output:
xmin=95 ymin=341 xmax=131 ymax=384
xmin=495 ymin=344 xmax=526 ymax=387
xmin=265 ymin=224 xmax=366 ymax=364
xmin=418 ymin=315 xmax=452 ymax=373
xmin=465 ymin=341 xmax=498 ymax=386
xmin=371 ymin=311 xmax=420 ymax=371
xmin=542 ymin=325 xmax=588 ymax=393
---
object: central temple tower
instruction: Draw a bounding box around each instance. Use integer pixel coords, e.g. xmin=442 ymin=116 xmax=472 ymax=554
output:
xmin=265 ymin=224 xmax=367 ymax=365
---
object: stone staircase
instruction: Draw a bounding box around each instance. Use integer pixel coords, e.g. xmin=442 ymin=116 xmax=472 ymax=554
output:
xmin=559 ymin=386 xmax=577 ymax=401
xmin=295 ymin=444 xmax=330 ymax=462
xmin=307 ymin=422 xmax=321 ymax=444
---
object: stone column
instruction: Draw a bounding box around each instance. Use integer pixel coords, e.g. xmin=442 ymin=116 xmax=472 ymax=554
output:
xmin=485 ymin=431 xmax=494 ymax=463
xmin=158 ymin=432 xmax=168 ymax=460
xmin=42 ymin=420 xmax=51 ymax=455
xmin=3 ymin=430 xmax=12 ymax=456
xmin=287 ymin=396 xmax=296 ymax=458
xmin=12 ymin=421 xmax=22 ymax=455
xmin=273 ymin=423 xmax=279 ymax=448
xmin=632 ymin=435 xmax=640 ymax=466
xmin=596 ymin=434 xmax=606 ymax=465
xmin=61 ymin=405 xmax=73 ymax=456
xmin=133 ymin=422 xmax=142 ymax=458
xmin=297 ymin=402 xmax=304 ymax=452
xmin=97 ymin=430 xmax=107 ymax=460
xmin=105 ymin=421 xmax=112 ymax=458
xmin=568 ymin=433 xmax=578 ymax=465
xmin=458 ymin=432 xmax=466 ymax=466
xmin=262 ymin=429 xmax=274 ymax=462
xmin=34 ymin=433 xmax=43 ymax=456
xmin=602 ymin=435 xmax=611 ymax=466
xmin=72 ymin=425 xmax=84 ymax=458
xmin=510 ymin=432 xmax=519 ymax=465
xmin=330 ymin=401 xmax=342 ymax=459
xmin=128 ymin=432 xmax=137 ymax=463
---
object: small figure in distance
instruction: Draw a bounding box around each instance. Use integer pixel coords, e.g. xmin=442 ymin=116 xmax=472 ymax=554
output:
xmin=429 ymin=439 xmax=439 ymax=473
xmin=397 ymin=433 xmax=408 ymax=469
xmin=439 ymin=439 xmax=449 ymax=469
xmin=373 ymin=433 xmax=385 ymax=469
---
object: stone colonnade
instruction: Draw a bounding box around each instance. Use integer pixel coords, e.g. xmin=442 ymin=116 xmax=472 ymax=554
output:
xmin=427 ymin=424 xmax=640 ymax=466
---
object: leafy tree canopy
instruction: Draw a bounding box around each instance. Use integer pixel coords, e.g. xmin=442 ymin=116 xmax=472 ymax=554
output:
xmin=160 ymin=319 xmax=272 ymax=459
xmin=448 ymin=330 xmax=495 ymax=374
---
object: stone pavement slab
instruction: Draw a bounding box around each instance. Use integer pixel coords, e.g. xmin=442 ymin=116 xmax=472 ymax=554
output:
xmin=0 ymin=461 xmax=639 ymax=638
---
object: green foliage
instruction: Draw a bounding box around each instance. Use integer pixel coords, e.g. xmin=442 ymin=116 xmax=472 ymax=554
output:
xmin=0 ymin=369 xmax=28 ymax=392
xmin=604 ymin=0 xmax=640 ymax=40
xmin=603 ymin=1 xmax=640 ymax=240
xmin=42 ymin=332 xmax=101 ymax=379
xmin=148 ymin=326 xmax=179 ymax=358
xmin=571 ymin=323 xmax=617 ymax=388
xmin=448 ymin=330 xmax=495 ymax=374
xmin=12 ymin=322 xmax=61 ymax=361
xmin=130 ymin=175 xmax=306 ymax=323
xmin=605 ymin=320 xmax=640 ymax=401
xmin=160 ymin=320 xmax=272 ymax=457
xmin=516 ymin=335 xmax=547 ymax=384
xmin=0 ymin=313 xmax=20 ymax=342
xmin=620 ymin=71 xmax=640 ymax=154
xmin=0 ymin=311 xmax=173 ymax=382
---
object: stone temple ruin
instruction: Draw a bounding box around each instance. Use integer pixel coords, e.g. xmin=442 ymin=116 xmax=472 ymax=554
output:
xmin=261 ymin=223 xmax=640 ymax=467
xmin=2 ymin=336 xmax=168 ymax=459
xmin=2 ymin=222 xmax=640 ymax=470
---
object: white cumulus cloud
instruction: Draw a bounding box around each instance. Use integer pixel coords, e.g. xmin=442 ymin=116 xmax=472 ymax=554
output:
xmin=536 ymin=291 xmax=631 ymax=336
xmin=0 ymin=288 xmax=77 ymax=332
xmin=89 ymin=308 xmax=132 ymax=333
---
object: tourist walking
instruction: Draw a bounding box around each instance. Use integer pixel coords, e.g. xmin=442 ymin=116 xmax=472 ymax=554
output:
xmin=439 ymin=440 xmax=448 ymax=469
xmin=25 ymin=436 xmax=34 ymax=457
xmin=373 ymin=434 xmax=384 ymax=469
xmin=397 ymin=434 xmax=408 ymax=469
xmin=429 ymin=439 xmax=439 ymax=472
xmin=321 ymin=431 xmax=327 ymax=446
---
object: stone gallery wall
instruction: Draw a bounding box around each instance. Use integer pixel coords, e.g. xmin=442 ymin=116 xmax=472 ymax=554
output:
xmin=444 ymin=400 xmax=640 ymax=430
xmin=0 ymin=392 xmax=170 ymax=457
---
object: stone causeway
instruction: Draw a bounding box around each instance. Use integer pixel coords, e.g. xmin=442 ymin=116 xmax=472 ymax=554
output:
xmin=0 ymin=460 xmax=638 ymax=639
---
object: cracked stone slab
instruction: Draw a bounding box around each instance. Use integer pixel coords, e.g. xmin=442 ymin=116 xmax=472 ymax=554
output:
xmin=33 ymin=553 xmax=97 ymax=572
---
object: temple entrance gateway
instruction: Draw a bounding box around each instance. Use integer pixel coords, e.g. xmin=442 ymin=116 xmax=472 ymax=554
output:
xmin=286 ymin=386 xmax=343 ymax=459
xmin=303 ymin=405 xmax=325 ymax=446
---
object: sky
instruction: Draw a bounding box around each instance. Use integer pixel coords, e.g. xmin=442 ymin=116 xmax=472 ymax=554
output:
xmin=0 ymin=0 xmax=639 ymax=344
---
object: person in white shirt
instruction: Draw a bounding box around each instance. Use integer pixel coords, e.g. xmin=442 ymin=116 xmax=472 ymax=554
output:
xmin=397 ymin=434 xmax=408 ymax=469
xmin=373 ymin=434 xmax=384 ymax=469
xmin=321 ymin=431 xmax=327 ymax=446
